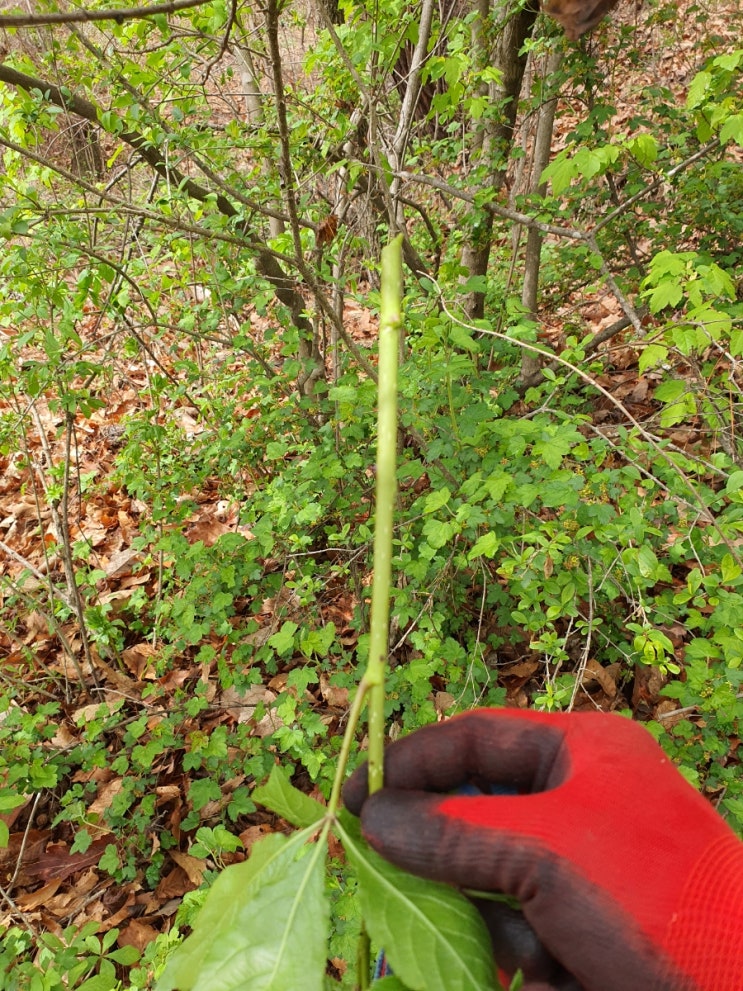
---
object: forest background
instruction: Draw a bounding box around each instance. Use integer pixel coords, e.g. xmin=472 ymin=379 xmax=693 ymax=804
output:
xmin=0 ymin=0 xmax=742 ymax=987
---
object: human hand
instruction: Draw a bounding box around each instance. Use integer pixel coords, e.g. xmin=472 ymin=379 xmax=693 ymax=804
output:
xmin=344 ymin=709 xmax=743 ymax=991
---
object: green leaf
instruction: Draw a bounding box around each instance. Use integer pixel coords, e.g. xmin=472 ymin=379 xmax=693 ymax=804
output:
xmin=423 ymin=488 xmax=451 ymax=514
xmin=337 ymin=813 xmax=498 ymax=991
xmin=78 ymin=976 xmax=117 ymax=991
xmin=719 ymin=111 xmax=743 ymax=145
xmin=532 ymin=432 xmax=573 ymax=470
xmin=374 ymin=978 xmax=411 ymax=990
xmin=638 ymin=344 xmax=668 ymax=373
xmin=636 ymin=546 xmax=656 ymax=578
xmin=468 ymin=532 xmax=499 ymax=560
xmin=449 ymin=324 xmax=478 ymax=353
xmin=188 ymin=777 xmax=222 ymax=811
xmin=157 ymin=830 xmax=329 ymax=991
xmin=71 ymin=828 xmax=94 ymax=855
xmin=687 ymin=69 xmax=711 ymax=108
xmin=300 ymin=622 xmax=336 ymax=657
xmin=721 ymin=553 xmax=742 ymax=584
xmin=573 ymin=147 xmax=604 ymax=179
xmin=653 ymin=379 xmax=686 ymax=403
xmin=253 ymin=766 xmax=326 ymax=828
xmin=0 ymin=791 xmax=26 ymax=813
xmin=98 ymin=844 xmax=121 ymax=874
xmin=268 ymin=621 xmax=298 ymax=655
xmin=626 ymin=133 xmax=658 ymax=166
xmin=645 ymin=279 xmax=683 ymax=313
xmin=540 ymin=154 xmax=576 ymax=195
xmin=109 ymin=944 xmax=141 ymax=965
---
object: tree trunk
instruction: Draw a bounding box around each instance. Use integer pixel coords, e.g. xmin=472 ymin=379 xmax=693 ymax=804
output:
xmin=460 ymin=0 xmax=539 ymax=320
xmin=519 ymin=48 xmax=563 ymax=384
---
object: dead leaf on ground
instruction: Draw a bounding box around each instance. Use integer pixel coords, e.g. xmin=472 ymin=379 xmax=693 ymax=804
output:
xmin=319 ymin=672 xmax=349 ymax=709
xmin=118 ymin=918 xmax=159 ymax=952
xmin=579 ymin=657 xmax=618 ymax=698
xmin=15 ymin=878 xmax=62 ymax=911
xmin=122 ymin=642 xmax=159 ymax=679
xmin=169 ymin=850 xmax=207 ymax=887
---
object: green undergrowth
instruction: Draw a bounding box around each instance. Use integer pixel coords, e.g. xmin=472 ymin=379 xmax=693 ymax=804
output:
xmin=3 ymin=298 xmax=743 ymax=985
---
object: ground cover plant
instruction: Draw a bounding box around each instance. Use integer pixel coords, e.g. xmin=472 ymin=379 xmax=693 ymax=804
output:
xmin=0 ymin=0 xmax=742 ymax=987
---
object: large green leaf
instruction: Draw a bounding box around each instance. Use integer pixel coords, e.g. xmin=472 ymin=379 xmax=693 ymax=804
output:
xmin=337 ymin=813 xmax=498 ymax=991
xmin=253 ymin=765 xmax=327 ymax=828
xmin=157 ymin=828 xmax=329 ymax=991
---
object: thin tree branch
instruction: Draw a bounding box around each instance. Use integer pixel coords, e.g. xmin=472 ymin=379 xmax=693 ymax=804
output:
xmin=0 ymin=0 xmax=211 ymax=28
xmin=0 ymin=60 xmax=315 ymax=339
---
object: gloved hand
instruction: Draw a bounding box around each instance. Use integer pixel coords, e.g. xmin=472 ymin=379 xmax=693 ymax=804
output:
xmin=343 ymin=709 xmax=743 ymax=991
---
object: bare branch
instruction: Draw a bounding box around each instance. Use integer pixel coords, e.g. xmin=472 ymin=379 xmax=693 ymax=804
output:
xmin=0 ymin=0 xmax=212 ymax=28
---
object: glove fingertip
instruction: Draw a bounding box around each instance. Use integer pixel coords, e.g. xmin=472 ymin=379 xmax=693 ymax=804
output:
xmin=342 ymin=762 xmax=370 ymax=815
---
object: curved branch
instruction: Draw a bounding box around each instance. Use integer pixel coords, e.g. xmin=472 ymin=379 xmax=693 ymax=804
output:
xmin=0 ymin=0 xmax=211 ymax=28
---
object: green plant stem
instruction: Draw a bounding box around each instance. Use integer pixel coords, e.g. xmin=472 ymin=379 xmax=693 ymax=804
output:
xmin=357 ymin=921 xmax=371 ymax=991
xmin=366 ymin=234 xmax=403 ymax=796
xmin=325 ymin=234 xmax=403 ymax=818
xmin=326 ymin=674 xmax=373 ymax=817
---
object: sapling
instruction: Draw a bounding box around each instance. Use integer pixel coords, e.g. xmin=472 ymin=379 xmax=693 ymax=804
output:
xmin=156 ymin=236 xmax=499 ymax=991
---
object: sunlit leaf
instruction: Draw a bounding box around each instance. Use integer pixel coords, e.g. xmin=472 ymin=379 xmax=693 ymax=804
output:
xmin=638 ymin=343 xmax=668 ymax=373
xmin=157 ymin=829 xmax=329 ymax=991
xmin=253 ymin=765 xmax=326 ymax=828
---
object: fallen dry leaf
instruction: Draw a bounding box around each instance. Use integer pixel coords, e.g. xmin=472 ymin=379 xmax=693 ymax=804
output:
xmin=118 ymin=918 xmax=159 ymax=952
xmin=169 ymin=850 xmax=207 ymax=887
xmin=16 ymin=878 xmax=62 ymax=911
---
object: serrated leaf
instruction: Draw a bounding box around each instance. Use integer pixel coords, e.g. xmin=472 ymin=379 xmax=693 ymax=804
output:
xmin=449 ymin=324 xmax=478 ymax=353
xmin=157 ymin=829 xmax=329 ymax=991
xmin=423 ymin=488 xmax=451 ymax=514
xmin=337 ymin=813 xmax=498 ymax=991
xmin=540 ymin=154 xmax=576 ymax=195
xmin=267 ymin=621 xmax=298 ymax=655
xmin=468 ymin=532 xmax=499 ymax=560
xmin=721 ymin=553 xmax=741 ymax=584
xmin=687 ymin=69 xmax=711 ymax=108
xmin=0 ymin=792 xmax=26 ymax=812
xmin=627 ymin=133 xmax=658 ymax=167
xmin=659 ymin=400 xmax=693 ymax=428
xmin=638 ymin=344 xmax=668 ymax=373
xmin=653 ymin=379 xmax=686 ymax=403
xmin=253 ymin=766 xmax=326 ymax=828
xmin=718 ymin=109 xmax=743 ymax=145
xmin=574 ymin=147 xmax=603 ymax=179
xmin=646 ymin=280 xmax=683 ymax=313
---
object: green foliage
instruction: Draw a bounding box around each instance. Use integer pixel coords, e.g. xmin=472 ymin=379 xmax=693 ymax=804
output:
xmin=0 ymin=921 xmax=139 ymax=991
xmin=157 ymin=829 xmax=330 ymax=991
xmin=0 ymin=0 xmax=742 ymax=987
xmin=157 ymin=779 xmax=497 ymax=991
xmin=338 ymin=814 xmax=496 ymax=991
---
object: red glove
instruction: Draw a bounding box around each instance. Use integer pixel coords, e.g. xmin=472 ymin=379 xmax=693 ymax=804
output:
xmin=343 ymin=709 xmax=743 ymax=991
